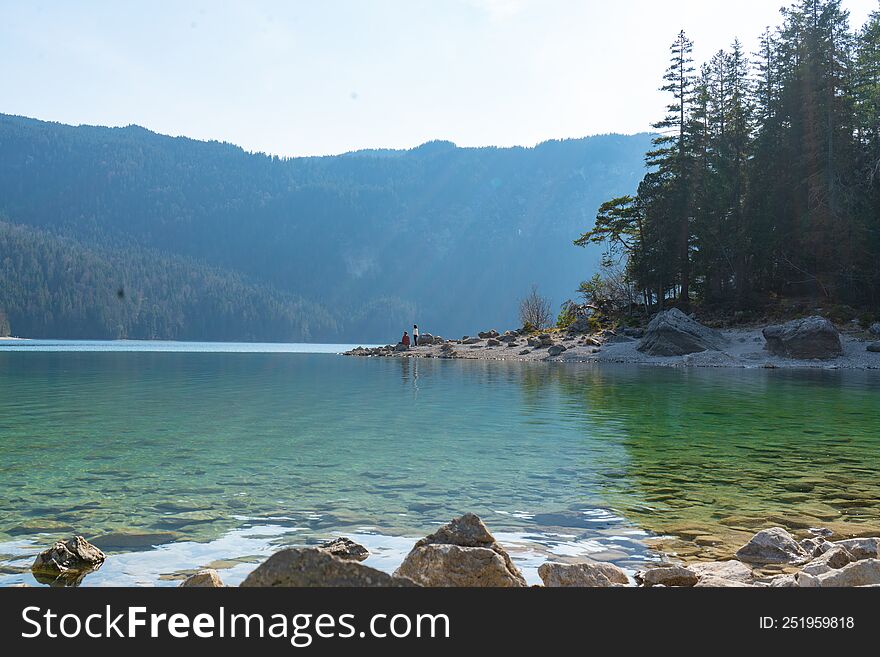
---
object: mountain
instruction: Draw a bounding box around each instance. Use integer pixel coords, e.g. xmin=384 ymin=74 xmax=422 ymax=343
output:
xmin=0 ymin=114 xmax=652 ymax=342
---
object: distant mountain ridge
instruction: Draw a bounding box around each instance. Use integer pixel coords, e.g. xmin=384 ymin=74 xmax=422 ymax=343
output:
xmin=0 ymin=113 xmax=651 ymax=341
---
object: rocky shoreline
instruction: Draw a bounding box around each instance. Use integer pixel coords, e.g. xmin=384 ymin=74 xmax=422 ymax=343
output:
xmin=345 ymin=311 xmax=880 ymax=370
xmin=22 ymin=514 xmax=880 ymax=588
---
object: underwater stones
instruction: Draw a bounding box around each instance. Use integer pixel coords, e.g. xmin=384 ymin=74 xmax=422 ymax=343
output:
xmin=180 ymin=569 xmax=224 ymax=587
xmin=241 ymin=548 xmax=417 ymax=587
xmin=735 ymin=527 xmax=810 ymax=565
xmin=91 ymin=530 xmax=180 ymax=550
xmin=637 ymin=308 xmax=727 ymax=356
xmin=762 ymin=316 xmax=843 ymax=359
xmin=638 ymin=565 xmax=698 ymax=587
xmin=394 ymin=513 xmax=526 ymax=587
xmin=318 ymin=537 xmax=369 ymax=562
xmin=32 ymin=536 xmax=105 ymax=580
xmin=539 ymin=562 xmax=629 ymax=587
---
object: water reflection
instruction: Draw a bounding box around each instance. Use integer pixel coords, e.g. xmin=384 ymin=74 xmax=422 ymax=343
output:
xmin=0 ymin=350 xmax=878 ymax=584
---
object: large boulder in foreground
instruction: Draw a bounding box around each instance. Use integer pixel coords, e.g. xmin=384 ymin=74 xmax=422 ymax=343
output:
xmin=689 ymin=560 xmax=754 ymax=583
xmin=32 ymin=536 xmax=105 ymax=577
xmin=637 ymin=308 xmax=726 ymax=356
xmin=833 ymin=538 xmax=880 ymax=561
xmin=735 ymin=527 xmax=810 ymax=565
xmin=394 ymin=513 xmax=526 ymax=587
xmin=180 ymin=569 xmax=224 ymax=587
xmin=538 ymin=562 xmax=629 ymax=587
xmin=241 ymin=548 xmax=417 ymax=587
xmin=638 ymin=565 xmax=698 ymax=587
xmin=762 ymin=316 xmax=842 ymax=359
xmin=814 ymin=559 xmax=880 ymax=587
xmin=318 ymin=537 xmax=369 ymax=562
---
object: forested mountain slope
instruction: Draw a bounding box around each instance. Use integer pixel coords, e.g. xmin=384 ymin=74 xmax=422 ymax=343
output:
xmin=0 ymin=114 xmax=651 ymax=341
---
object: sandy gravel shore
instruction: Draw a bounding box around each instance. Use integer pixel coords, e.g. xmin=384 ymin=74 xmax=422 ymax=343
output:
xmin=348 ymin=328 xmax=880 ymax=370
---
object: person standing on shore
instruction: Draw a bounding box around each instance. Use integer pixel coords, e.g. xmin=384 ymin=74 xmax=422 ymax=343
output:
xmin=413 ymin=324 xmax=419 ymax=346
xmin=402 ymin=331 xmax=410 ymax=348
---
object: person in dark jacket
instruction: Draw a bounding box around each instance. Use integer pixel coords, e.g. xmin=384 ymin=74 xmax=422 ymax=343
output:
xmin=401 ymin=331 xmax=410 ymax=347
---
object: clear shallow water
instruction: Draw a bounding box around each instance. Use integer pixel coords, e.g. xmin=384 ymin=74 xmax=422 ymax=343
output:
xmin=1 ymin=341 xmax=879 ymax=586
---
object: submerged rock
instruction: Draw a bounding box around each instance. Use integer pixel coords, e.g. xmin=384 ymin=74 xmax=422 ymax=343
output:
xmin=734 ymin=527 xmax=810 ymax=564
xmin=318 ymin=537 xmax=369 ymax=562
xmin=180 ymin=569 xmax=224 ymax=587
xmin=32 ymin=536 xmax=105 ymax=579
xmin=762 ymin=316 xmax=842 ymax=359
xmin=637 ymin=308 xmax=727 ymax=356
xmin=241 ymin=548 xmax=417 ymax=587
xmin=394 ymin=513 xmax=526 ymax=587
xmin=539 ymin=562 xmax=629 ymax=587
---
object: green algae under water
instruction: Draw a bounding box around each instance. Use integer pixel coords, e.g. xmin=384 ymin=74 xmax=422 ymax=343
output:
xmin=0 ymin=341 xmax=878 ymax=585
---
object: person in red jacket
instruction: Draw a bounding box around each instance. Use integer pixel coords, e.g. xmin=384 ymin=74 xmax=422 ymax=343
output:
xmin=401 ymin=331 xmax=410 ymax=347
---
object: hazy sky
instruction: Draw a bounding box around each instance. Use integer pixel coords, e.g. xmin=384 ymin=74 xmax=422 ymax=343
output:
xmin=2 ymin=0 xmax=876 ymax=156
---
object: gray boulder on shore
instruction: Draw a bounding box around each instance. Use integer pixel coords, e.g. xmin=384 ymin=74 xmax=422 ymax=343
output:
xmin=637 ymin=308 xmax=727 ymax=356
xmin=394 ymin=513 xmax=527 ymax=587
xmin=180 ymin=569 xmax=224 ymax=587
xmin=538 ymin=561 xmax=628 ymax=587
xmin=734 ymin=527 xmax=810 ymax=564
xmin=638 ymin=565 xmax=698 ymax=587
xmin=241 ymin=548 xmax=417 ymax=587
xmin=762 ymin=316 xmax=843 ymax=359
xmin=812 ymin=559 xmax=880 ymax=587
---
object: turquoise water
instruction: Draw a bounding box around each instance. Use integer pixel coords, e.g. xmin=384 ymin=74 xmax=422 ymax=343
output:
xmin=1 ymin=341 xmax=879 ymax=586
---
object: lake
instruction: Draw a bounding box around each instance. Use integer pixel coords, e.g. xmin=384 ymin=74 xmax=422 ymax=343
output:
xmin=1 ymin=340 xmax=879 ymax=586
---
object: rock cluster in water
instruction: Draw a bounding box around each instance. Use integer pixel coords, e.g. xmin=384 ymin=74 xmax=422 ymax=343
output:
xmin=28 ymin=518 xmax=880 ymax=588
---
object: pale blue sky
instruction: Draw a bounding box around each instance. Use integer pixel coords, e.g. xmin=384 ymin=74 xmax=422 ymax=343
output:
xmin=2 ymin=0 xmax=876 ymax=156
